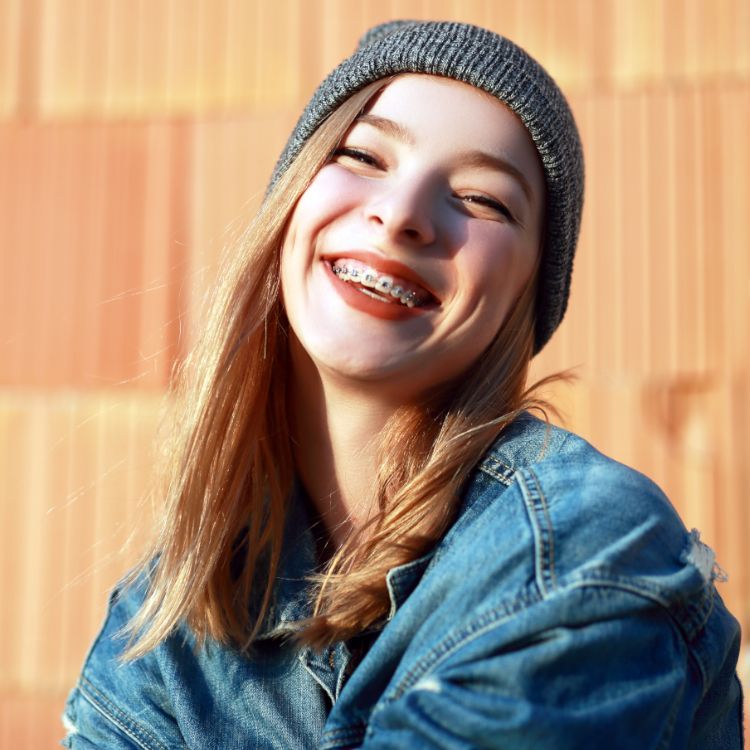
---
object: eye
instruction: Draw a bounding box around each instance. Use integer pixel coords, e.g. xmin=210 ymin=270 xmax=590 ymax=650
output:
xmin=330 ymin=147 xmax=382 ymax=169
xmin=456 ymin=193 xmax=516 ymax=223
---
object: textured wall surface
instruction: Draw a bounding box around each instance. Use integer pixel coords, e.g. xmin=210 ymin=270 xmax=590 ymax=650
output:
xmin=1 ymin=0 xmax=748 ymax=745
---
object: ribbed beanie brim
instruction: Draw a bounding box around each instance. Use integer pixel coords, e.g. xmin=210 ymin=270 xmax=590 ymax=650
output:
xmin=270 ymin=20 xmax=584 ymax=354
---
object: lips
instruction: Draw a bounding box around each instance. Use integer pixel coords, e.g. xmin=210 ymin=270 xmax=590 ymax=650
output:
xmin=322 ymin=251 xmax=439 ymax=308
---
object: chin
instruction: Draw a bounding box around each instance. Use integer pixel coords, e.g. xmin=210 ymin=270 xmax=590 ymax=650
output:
xmin=316 ymin=349 xmax=414 ymax=384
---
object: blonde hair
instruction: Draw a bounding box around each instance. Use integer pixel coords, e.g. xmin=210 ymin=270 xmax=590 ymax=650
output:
xmin=122 ymin=78 xmax=557 ymax=659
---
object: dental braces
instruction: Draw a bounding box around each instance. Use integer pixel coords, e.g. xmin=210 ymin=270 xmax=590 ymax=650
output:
xmin=332 ymin=263 xmax=419 ymax=307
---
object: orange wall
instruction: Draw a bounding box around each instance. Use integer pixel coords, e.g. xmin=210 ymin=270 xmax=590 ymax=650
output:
xmin=1 ymin=0 xmax=748 ymax=745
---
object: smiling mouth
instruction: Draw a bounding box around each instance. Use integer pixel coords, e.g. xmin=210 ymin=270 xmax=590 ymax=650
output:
xmin=329 ymin=258 xmax=436 ymax=308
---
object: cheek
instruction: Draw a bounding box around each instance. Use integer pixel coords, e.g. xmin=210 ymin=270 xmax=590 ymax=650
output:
xmin=453 ymin=231 xmax=536 ymax=340
xmin=458 ymin=229 xmax=523 ymax=298
xmin=278 ymin=181 xmax=334 ymax=283
xmin=291 ymin=165 xmax=363 ymax=231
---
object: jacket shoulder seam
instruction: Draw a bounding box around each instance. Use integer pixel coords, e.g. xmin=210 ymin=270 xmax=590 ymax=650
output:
xmin=78 ymin=675 xmax=169 ymax=750
xmin=477 ymin=455 xmax=516 ymax=485
xmin=517 ymin=467 xmax=557 ymax=595
xmin=482 ymin=416 xmax=575 ymax=473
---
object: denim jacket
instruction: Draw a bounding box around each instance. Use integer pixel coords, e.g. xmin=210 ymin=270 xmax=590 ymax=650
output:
xmin=62 ymin=414 xmax=743 ymax=749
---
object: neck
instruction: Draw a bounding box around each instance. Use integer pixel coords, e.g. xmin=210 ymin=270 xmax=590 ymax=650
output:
xmin=287 ymin=338 xmax=405 ymax=551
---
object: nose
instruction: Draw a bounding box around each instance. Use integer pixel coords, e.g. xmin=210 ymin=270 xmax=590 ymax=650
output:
xmin=364 ymin=176 xmax=437 ymax=247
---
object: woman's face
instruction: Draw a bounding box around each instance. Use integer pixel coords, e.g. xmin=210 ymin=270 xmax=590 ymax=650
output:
xmin=280 ymin=74 xmax=545 ymax=401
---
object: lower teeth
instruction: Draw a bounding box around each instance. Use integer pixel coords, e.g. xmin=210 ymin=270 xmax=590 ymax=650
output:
xmin=358 ymin=287 xmax=394 ymax=303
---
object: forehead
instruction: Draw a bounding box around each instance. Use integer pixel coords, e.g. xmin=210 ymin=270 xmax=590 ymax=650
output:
xmin=360 ymin=74 xmax=544 ymax=191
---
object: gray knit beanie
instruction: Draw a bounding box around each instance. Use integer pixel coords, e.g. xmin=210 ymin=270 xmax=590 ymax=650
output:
xmin=270 ymin=20 xmax=584 ymax=354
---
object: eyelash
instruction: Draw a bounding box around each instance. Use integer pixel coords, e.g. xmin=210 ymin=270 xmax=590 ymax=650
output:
xmin=331 ymin=147 xmax=380 ymax=167
xmin=331 ymin=147 xmax=516 ymax=223
xmin=458 ymin=194 xmax=516 ymax=223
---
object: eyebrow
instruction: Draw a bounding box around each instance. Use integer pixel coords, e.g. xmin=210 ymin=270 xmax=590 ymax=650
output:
xmin=354 ymin=113 xmax=535 ymax=204
xmin=355 ymin=114 xmax=416 ymax=146
xmin=456 ymin=150 xmax=535 ymax=205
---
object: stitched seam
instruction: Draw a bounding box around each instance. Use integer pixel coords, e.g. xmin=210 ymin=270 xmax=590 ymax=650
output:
xmin=563 ymin=577 xmax=678 ymax=608
xmin=686 ymin=641 xmax=709 ymax=703
xmin=734 ymin=674 xmax=745 ymax=748
xmin=478 ymin=464 xmax=513 ymax=485
xmin=518 ymin=469 xmax=556 ymax=595
xmin=319 ymin=723 xmax=367 ymax=749
xmin=655 ymin=616 xmax=693 ymax=749
xmin=536 ymin=420 xmax=572 ymax=462
xmin=79 ymin=677 xmax=167 ymax=750
xmin=656 ymin=702 xmax=678 ymax=750
xmin=382 ymin=587 xmax=543 ymax=702
xmin=322 ymin=725 xmax=367 ymax=738
xmin=478 ymin=458 xmax=515 ymax=485
xmin=533 ymin=470 xmax=557 ymax=591
xmin=299 ymin=649 xmax=336 ymax=705
xmin=560 ymin=578 xmax=714 ymax=655
xmin=383 ymin=582 xmax=702 ymax=709
xmin=677 ymin=582 xmax=714 ymax=638
xmin=570 ymin=567 xmax=715 ymax=642
xmin=483 ymin=415 xmax=573 ymax=467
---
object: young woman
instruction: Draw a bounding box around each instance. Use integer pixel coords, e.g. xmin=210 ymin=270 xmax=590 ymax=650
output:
xmin=62 ymin=20 xmax=742 ymax=749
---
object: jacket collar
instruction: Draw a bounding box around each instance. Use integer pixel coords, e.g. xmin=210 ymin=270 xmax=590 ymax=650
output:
xmin=255 ymin=480 xmax=437 ymax=638
xmin=255 ymin=481 xmax=320 ymax=639
xmin=481 ymin=411 xmax=566 ymax=475
xmin=257 ymin=413 xmax=568 ymax=638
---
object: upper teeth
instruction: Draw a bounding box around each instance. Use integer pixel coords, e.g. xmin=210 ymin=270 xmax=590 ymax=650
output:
xmin=361 ymin=270 xmax=378 ymax=288
xmin=331 ymin=263 xmax=422 ymax=307
xmin=375 ymin=277 xmax=393 ymax=293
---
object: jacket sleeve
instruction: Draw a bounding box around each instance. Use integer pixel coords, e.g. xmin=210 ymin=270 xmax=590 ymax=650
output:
xmin=60 ymin=584 xmax=178 ymax=750
xmin=349 ymin=452 xmax=744 ymax=749
xmin=61 ymin=682 xmax=165 ymax=750
xmin=357 ymin=586 xmax=703 ymax=750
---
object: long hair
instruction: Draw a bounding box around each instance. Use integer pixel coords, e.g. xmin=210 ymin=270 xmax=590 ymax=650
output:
xmin=122 ymin=77 xmax=557 ymax=659
xmin=300 ymin=268 xmax=549 ymax=648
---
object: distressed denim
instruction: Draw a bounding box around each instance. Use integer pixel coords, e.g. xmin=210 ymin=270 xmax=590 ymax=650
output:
xmin=62 ymin=414 xmax=744 ymax=749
